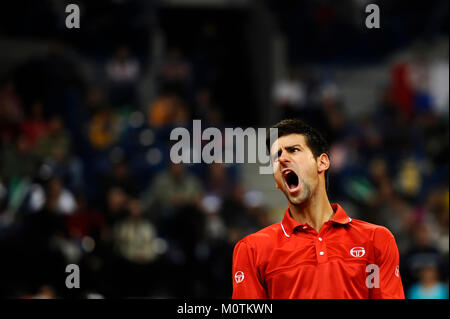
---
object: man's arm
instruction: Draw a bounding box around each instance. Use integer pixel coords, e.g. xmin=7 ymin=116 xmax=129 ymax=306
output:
xmin=369 ymin=226 xmax=405 ymax=299
xmin=232 ymin=239 xmax=268 ymax=299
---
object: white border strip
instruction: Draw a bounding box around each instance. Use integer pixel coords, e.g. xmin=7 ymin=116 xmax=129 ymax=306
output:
xmin=280 ymin=223 xmax=290 ymax=238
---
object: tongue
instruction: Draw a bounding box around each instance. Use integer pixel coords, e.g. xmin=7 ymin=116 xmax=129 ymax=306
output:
xmin=288 ymin=182 xmax=297 ymax=190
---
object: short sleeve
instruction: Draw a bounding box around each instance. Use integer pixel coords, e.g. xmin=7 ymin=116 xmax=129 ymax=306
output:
xmin=232 ymin=239 xmax=268 ymax=299
xmin=369 ymin=227 xmax=405 ymax=299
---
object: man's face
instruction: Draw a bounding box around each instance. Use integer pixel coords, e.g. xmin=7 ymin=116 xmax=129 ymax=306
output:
xmin=270 ymin=134 xmax=322 ymax=205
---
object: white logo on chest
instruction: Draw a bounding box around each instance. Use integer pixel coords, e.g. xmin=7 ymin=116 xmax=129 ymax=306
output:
xmin=350 ymin=246 xmax=365 ymax=258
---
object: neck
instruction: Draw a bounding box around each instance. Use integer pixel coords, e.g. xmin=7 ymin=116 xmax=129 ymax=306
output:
xmin=288 ymin=190 xmax=334 ymax=233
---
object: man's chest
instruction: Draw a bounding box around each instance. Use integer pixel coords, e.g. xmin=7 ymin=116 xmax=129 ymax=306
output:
xmin=259 ymin=232 xmax=376 ymax=298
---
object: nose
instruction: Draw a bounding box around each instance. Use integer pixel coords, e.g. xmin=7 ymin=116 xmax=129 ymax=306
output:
xmin=278 ymin=149 xmax=291 ymax=165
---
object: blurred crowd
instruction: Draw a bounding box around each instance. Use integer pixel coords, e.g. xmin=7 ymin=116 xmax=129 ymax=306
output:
xmin=0 ymin=0 xmax=448 ymax=299
xmin=0 ymin=39 xmax=274 ymax=298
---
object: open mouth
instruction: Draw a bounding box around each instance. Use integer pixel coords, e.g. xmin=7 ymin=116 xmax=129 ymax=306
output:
xmin=282 ymin=169 xmax=300 ymax=193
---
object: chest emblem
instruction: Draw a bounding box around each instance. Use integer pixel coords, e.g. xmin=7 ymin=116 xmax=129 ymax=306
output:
xmin=350 ymin=246 xmax=365 ymax=258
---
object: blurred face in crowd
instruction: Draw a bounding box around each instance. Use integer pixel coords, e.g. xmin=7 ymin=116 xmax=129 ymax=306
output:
xmin=114 ymin=162 xmax=128 ymax=180
xmin=31 ymin=101 xmax=43 ymax=120
xmin=107 ymin=187 xmax=127 ymax=212
xmin=35 ymin=285 xmax=56 ymax=299
xmin=87 ymin=88 xmax=102 ymax=109
xmin=16 ymin=134 xmax=30 ymax=153
xmin=128 ymin=198 xmax=143 ymax=220
xmin=117 ymin=46 xmax=130 ymax=61
xmin=209 ymin=163 xmax=226 ymax=183
xmin=271 ymin=134 xmax=329 ymax=206
xmin=49 ymin=116 xmax=63 ymax=134
xmin=48 ymin=178 xmax=63 ymax=197
xmin=196 ymin=89 xmax=210 ymax=107
xmin=419 ymin=266 xmax=439 ymax=286
xmin=45 ymin=178 xmax=63 ymax=211
xmin=414 ymin=225 xmax=432 ymax=248
xmin=170 ymin=163 xmax=184 ymax=179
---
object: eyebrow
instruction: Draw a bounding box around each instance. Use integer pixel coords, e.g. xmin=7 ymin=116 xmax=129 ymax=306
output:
xmin=272 ymin=144 xmax=303 ymax=157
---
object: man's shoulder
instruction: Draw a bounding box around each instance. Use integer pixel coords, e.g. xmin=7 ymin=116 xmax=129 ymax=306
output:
xmin=237 ymin=222 xmax=282 ymax=248
xmin=349 ymin=218 xmax=395 ymax=241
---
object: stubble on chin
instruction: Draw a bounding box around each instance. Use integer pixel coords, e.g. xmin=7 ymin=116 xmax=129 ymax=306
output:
xmin=285 ymin=180 xmax=311 ymax=206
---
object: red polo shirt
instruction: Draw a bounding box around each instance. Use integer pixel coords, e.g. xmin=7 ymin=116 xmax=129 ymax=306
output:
xmin=232 ymin=203 xmax=405 ymax=299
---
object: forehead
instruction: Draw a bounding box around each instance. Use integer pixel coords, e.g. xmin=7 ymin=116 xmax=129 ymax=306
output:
xmin=270 ymin=133 xmax=308 ymax=155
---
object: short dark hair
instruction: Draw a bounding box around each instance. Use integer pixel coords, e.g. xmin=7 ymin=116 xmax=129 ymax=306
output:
xmin=266 ymin=118 xmax=330 ymax=190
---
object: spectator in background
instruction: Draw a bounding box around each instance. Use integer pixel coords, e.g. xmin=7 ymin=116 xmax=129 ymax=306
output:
xmin=147 ymin=93 xmax=175 ymax=129
xmin=31 ymin=177 xmax=77 ymax=215
xmin=0 ymin=133 xmax=37 ymax=184
xmin=113 ymin=198 xmax=158 ymax=265
xmin=65 ymin=193 xmax=105 ymax=242
xmin=424 ymin=189 xmax=450 ymax=255
xmin=407 ymin=264 xmax=449 ymax=299
xmin=35 ymin=115 xmax=84 ymax=191
xmin=106 ymin=45 xmax=141 ymax=107
xmin=204 ymin=163 xmax=234 ymax=199
xmin=35 ymin=116 xmax=70 ymax=162
xmin=387 ymin=63 xmax=415 ymax=119
xmin=194 ymin=88 xmax=222 ymax=125
xmin=21 ymin=179 xmax=68 ymax=293
xmin=41 ymin=42 xmax=85 ymax=118
xmin=417 ymin=110 xmax=449 ymax=167
xmin=22 ymin=284 xmax=57 ymax=299
xmin=20 ymin=100 xmax=49 ymax=149
xmin=85 ymin=87 xmax=108 ymax=115
xmin=421 ymin=188 xmax=449 ymax=284
xmin=395 ymin=158 xmax=423 ymax=202
xmin=147 ymin=92 xmax=187 ymax=129
xmin=0 ymin=133 xmax=38 ymax=226
xmin=273 ymin=69 xmax=306 ymax=120
xmin=62 ymin=194 xmax=106 ymax=296
xmin=317 ymin=81 xmax=347 ymax=145
xmin=402 ymin=224 xmax=444 ymax=290
xmin=34 ymin=284 xmax=57 ymax=299
xmin=103 ymin=186 xmax=128 ymax=226
xmin=159 ymin=47 xmax=192 ymax=98
xmin=0 ymin=79 xmax=23 ymax=140
xmin=410 ymin=55 xmax=433 ymax=114
xmin=87 ymin=107 xmax=122 ymax=151
xmin=113 ymin=197 xmax=160 ymax=297
xmin=199 ymin=164 xmax=234 ymax=242
xmin=220 ymin=184 xmax=264 ymax=236
xmin=141 ymin=162 xmax=203 ymax=224
xmin=100 ymin=161 xmax=138 ymax=198
xmin=428 ymin=58 xmax=449 ymax=116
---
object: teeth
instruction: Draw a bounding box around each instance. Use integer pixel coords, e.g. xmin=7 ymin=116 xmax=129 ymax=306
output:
xmin=282 ymin=169 xmax=293 ymax=176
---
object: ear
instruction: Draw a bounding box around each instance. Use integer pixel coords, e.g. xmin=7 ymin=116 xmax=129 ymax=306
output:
xmin=317 ymin=153 xmax=330 ymax=174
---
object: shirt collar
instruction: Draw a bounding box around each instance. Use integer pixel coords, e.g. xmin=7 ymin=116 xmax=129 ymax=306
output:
xmin=280 ymin=203 xmax=351 ymax=237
